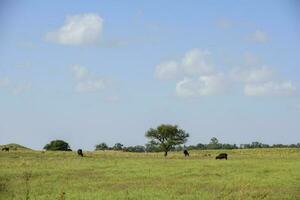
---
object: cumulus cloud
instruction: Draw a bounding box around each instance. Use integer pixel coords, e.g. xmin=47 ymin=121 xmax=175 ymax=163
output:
xmin=155 ymin=49 xmax=296 ymax=98
xmin=244 ymin=81 xmax=296 ymax=96
xmin=175 ymin=74 xmax=228 ymax=97
xmin=155 ymin=49 xmax=228 ymax=97
xmin=232 ymin=66 xmax=296 ymax=96
xmin=71 ymin=65 xmax=106 ymax=93
xmin=182 ymin=49 xmax=213 ymax=76
xmin=251 ymin=30 xmax=269 ymax=43
xmin=154 ymin=48 xmax=214 ymax=80
xmin=154 ymin=61 xmax=179 ymax=80
xmin=231 ymin=66 xmax=274 ymax=83
xmin=46 ymin=13 xmax=103 ymax=46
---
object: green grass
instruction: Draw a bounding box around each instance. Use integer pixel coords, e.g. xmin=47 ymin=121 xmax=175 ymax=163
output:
xmin=1 ymin=149 xmax=300 ymax=200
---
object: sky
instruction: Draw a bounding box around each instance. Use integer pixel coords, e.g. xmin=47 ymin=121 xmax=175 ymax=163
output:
xmin=0 ymin=0 xmax=300 ymax=150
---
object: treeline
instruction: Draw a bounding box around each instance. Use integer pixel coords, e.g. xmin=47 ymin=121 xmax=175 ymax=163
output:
xmin=43 ymin=124 xmax=300 ymax=154
xmin=44 ymin=138 xmax=300 ymax=153
xmin=94 ymin=137 xmax=300 ymax=153
xmin=95 ymin=142 xmax=147 ymax=152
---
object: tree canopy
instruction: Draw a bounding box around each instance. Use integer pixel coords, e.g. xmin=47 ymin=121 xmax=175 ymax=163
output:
xmin=95 ymin=143 xmax=109 ymax=151
xmin=113 ymin=143 xmax=124 ymax=151
xmin=145 ymin=124 xmax=189 ymax=156
xmin=43 ymin=140 xmax=71 ymax=151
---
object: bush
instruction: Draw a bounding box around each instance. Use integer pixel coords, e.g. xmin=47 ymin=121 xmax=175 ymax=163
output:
xmin=43 ymin=140 xmax=71 ymax=151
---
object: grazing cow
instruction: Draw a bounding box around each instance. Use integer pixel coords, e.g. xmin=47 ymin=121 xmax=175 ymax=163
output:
xmin=216 ymin=153 xmax=228 ymax=160
xmin=183 ymin=149 xmax=189 ymax=157
xmin=2 ymin=147 xmax=9 ymax=152
xmin=77 ymin=149 xmax=83 ymax=157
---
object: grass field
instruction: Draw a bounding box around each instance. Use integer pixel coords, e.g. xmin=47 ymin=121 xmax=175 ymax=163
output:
xmin=1 ymin=148 xmax=300 ymax=200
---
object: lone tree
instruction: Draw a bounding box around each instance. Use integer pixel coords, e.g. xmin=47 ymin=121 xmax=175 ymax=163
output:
xmin=95 ymin=143 xmax=109 ymax=151
xmin=145 ymin=124 xmax=189 ymax=156
xmin=207 ymin=137 xmax=221 ymax=149
xmin=43 ymin=140 xmax=71 ymax=151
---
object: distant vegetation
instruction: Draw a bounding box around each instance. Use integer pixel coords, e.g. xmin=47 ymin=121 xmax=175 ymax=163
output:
xmin=3 ymin=124 xmax=300 ymax=154
xmin=95 ymin=142 xmax=109 ymax=151
xmin=93 ymin=138 xmax=300 ymax=153
xmin=43 ymin=140 xmax=71 ymax=151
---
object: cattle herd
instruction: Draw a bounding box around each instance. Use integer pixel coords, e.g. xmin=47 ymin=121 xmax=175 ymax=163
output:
xmin=1 ymin=147 xmax=228 ymax=160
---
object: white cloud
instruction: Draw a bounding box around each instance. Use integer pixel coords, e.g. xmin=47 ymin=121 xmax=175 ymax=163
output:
xmin=155 ymin=49 xmax=297 ymax=98
xmin=245 ymin=66 xmax=273 ymax=83
xmin=46 ymin=13 xmax=103 ymax=46
xmin=155 ymin=49 xmax=227 ymax=97
xmin=71 ymin=65 xmax=106 ymax=93
xmin=231 ymin=66 xmax=274 ymax=83
xmin=176 ymin=74 xmax=228 ymax=97
xmin=244 ymin=81 xmax=296 ymax=96
xmin=182 ymin=49 xmax=214 ymax=76
xmin=75 ymin=79 xmax=105 ymax=92
xmin=154 ymin=48 xmax=214 ymax=80
xmin=251 ymin=30 xmax=269 ymax=43
xmin=154 ymin=61 xmax=179 ymax=80
xmin=231 ymin=65 xmax=296 ymax=96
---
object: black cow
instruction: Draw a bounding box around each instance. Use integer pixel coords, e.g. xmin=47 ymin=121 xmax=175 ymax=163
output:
xmin=2 ymin=147 xmax=9 ymax=152
xmin=77 ymin=149 xmax=83 ymax=157
xmin=216 ymin=153 xmax=227 ymax=160
xmin=183 ymin=149 xmax=189 ymax=157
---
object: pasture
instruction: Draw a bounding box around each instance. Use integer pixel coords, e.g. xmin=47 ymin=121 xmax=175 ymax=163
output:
xmin=1 ymin=148 xmax=300 ymax=200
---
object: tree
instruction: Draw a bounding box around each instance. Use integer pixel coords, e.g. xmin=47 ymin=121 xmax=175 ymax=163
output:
xmin=95 ymin=143 xmax=109 ymax=151
xmin=113 ymin=143 xmax=123 ymax=151
xmin=207 ymin=137 xmax=221 ymax=149
xmin=43 ymin=140 xmax=71 ymax=151
xmin=145 ymin=124 xmax=189 ymax=156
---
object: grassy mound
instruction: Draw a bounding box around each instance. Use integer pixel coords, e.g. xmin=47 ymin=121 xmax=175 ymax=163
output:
xmin=0 ymin=143 xmax=31 ymax=151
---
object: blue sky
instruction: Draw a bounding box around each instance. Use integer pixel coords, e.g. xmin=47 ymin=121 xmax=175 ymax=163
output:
xmin=0 ymin=0 xmax=300 ymax=150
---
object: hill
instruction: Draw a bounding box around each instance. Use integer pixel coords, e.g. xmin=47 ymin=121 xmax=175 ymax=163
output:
xmin=0 ymin=143 xmax=32 ymax=151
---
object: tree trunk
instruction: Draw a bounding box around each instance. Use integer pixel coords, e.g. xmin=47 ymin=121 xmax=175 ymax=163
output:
xmin=164 ymin=151 xmax=168 ymax=157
